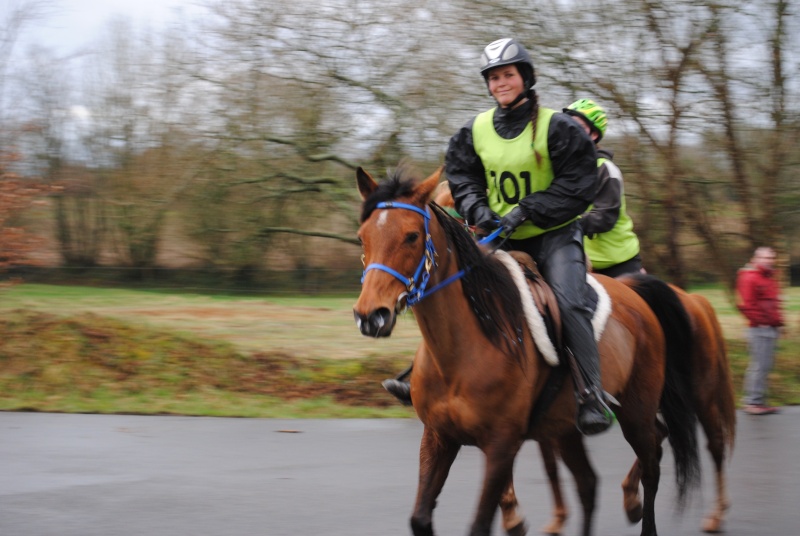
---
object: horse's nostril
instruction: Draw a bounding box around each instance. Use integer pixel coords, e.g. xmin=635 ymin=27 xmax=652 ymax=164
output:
xmin=353 ymin=307 xmax=395 ymax=338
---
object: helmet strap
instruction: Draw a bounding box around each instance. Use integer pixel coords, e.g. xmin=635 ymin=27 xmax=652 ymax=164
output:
xmin=500 ymin=88 xmax=533 ymax=110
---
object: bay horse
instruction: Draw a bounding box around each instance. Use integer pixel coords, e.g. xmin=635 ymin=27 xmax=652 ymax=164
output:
xmin=429 ymin=183 xmax=736 ymax=534
xmin=353 ymin=165 xmax=700 ymax=536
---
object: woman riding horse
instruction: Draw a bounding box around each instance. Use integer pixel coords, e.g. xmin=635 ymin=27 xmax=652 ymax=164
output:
xmin=387 ymin=37 xmax=612 ymax=435
xmin=354 ymin=164 xmax=700 ymax=536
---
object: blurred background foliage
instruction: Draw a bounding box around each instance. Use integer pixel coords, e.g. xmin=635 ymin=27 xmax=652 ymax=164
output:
xmin=1 ymin=0 xmax=798 ymax=297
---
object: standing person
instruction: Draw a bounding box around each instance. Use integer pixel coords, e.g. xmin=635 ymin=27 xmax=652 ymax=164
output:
xmin=444 ymin=37 xmax=612 ymax=435
xmin=737 ymin=246 xmax=784 ymax=415
xmin=562 ymin=98 xmax=644 ymax=278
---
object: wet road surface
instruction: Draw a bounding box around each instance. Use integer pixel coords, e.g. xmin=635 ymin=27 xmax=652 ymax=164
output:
xmin=2 ymin=408 xmax=799 ymax=536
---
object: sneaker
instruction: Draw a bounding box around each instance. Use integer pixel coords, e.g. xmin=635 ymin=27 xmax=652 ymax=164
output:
xmin=576 ymin=390 xmax=615 ymax=435
xmin=744 ymin=404 xmax=779 ymax=415
xmin=382 ymin=379 xmax=412 ymax=406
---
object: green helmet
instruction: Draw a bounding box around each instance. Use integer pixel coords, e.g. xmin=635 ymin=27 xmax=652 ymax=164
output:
xmin=564 ymin=98 xmax=608 ymax=142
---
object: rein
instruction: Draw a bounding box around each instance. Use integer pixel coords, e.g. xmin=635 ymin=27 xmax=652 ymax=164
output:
xmin=361 ymin=201 xmax=504 ymax=309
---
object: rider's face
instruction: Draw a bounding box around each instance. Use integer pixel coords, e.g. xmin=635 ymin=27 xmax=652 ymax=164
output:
xmin=487 ymin=65 xmax=525 ymax=108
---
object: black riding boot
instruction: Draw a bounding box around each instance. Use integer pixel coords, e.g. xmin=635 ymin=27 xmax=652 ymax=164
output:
xmin=570 ymin=347 xmax=615 ymax=435
xmin=382 ymin=363 xmax=413 ymax=406
xmin=507 ymin=222 xmax=614 ymax=435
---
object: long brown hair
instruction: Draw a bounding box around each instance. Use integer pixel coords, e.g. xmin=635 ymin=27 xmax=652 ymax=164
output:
xmin=529 ymin=89 xmax=542 ymax=166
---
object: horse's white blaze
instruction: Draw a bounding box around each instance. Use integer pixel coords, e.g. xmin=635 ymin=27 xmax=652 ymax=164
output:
xmin=377 ymin=211 xmax=389 ymax=227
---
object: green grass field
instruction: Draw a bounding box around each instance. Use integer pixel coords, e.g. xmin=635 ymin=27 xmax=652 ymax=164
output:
xmin=1 ymin=283 xmax=798 ymax=417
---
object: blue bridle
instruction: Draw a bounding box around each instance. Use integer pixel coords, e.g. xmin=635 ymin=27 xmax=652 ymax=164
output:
xmin=360 ymin=201 xmax=502 ymax=308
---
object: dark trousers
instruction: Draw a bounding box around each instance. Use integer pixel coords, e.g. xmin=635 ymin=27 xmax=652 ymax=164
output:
xmin=504 ymin=221 xmax=601 ymax=388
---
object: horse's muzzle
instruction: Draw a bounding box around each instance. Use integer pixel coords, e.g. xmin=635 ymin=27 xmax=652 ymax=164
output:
xmin=353 ymin=307 xmax=397 ymax=338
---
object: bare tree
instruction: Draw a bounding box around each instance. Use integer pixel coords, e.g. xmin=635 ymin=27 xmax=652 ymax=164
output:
xmin=4 ymin=0 xmax=797 ymax=290
xmin=459 ymin=0 xmax=798 ymax=289
xmin=65 ymin=20 xmax=207 ymax=274
xmin=0 ymin=0 xmax=56 ymax=162
xmin=172 ymin=0 xmax=478 ymax=275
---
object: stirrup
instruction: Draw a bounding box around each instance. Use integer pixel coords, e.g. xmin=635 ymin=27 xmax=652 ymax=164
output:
xmin=576 ymin=388 xmax=615 ymax=435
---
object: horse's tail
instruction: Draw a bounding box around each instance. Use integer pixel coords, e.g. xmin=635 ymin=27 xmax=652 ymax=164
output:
xmin=622 ymin=274 xmax=701 ymax=502
xmin=689 ymin=291 xmax=737 ymax=454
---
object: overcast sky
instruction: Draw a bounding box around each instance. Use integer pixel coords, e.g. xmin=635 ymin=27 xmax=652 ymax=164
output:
xmin=18 ymin=0 xmax=202 ymax=54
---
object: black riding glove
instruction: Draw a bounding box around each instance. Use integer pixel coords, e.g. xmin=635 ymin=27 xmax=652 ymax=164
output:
xmin=499 ymin=206 xmax=527 ymax=236
xmin=471 ymin=205 xmax=500 ymax=233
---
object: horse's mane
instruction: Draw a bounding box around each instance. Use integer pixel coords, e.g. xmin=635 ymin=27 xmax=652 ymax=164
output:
xmin=430 ymin=203 xmax=526 ymax=364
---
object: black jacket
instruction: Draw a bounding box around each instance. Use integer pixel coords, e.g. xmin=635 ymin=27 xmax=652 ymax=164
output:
xmin=445 ymin=98 xmax=598 ymax=230
xmin=580 ymin=148 xmax=620 ymax=237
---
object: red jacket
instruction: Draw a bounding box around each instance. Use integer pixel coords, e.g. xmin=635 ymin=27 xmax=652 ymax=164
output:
xmin=736 ymin=264 xmax=784 ymax=327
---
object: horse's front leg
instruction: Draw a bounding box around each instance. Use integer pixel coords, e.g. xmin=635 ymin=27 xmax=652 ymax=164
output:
xmin=410 ymin=426 xmax=460 ymax=536
xmin=469 ymin=438 xmax=523 ymax=536
xmin=538 ymin=438 xmax=568 ymax=535
xmin=499 ymin=477 xmax=528 ymax=536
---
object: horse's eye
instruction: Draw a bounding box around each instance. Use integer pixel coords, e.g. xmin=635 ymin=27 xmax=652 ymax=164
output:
xmin=405 ymin=232 xmax=420 ymax=245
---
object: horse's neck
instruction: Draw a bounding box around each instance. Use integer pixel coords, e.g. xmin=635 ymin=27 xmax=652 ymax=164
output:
xmin=412 ymin=287 xmax=471 ymax=378
xmin=413 ymin=266 xmax=550 ymax=402
xmin=410 ymin=222 xmax=507 ymax=378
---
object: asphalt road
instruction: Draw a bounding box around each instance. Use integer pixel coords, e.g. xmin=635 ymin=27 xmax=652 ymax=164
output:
xmin=2 ymin=408 xmax=799 ymax=536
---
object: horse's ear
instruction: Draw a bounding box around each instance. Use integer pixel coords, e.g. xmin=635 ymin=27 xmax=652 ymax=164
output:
xmin=356 ymin=167 xmax=378 ymax=200
xmin=415 ymin=165 xmax=444 ymax=204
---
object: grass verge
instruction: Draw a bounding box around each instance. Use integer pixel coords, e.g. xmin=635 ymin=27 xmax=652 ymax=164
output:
xmin=0 ymin=309 xmax=415 ymax=418
xmin=0 ymin=284 xmax=798 ymax=417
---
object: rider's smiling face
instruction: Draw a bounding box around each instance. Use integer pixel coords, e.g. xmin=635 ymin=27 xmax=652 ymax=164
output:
xmin=486 ymin=65 xmax=525 ymax=108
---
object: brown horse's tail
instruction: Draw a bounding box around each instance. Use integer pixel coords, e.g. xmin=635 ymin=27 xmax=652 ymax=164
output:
xmin=693 ymin=292 xmax=737 ymax=454
xmin=622 ymin=274 xmax=701 ymax=504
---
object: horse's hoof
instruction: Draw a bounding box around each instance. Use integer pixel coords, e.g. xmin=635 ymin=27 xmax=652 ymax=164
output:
xmin=410 ymin=517 xmax=434 ymax=536
xmin=624 ymin=500 xmax=643 ymax=524
xmin=702 ymin=515 xmax=723 ymax=533
xmin=506 ymin=520 xmax=528 ymax=536
xmin=539 ymin=517 xmax=564 ymax=535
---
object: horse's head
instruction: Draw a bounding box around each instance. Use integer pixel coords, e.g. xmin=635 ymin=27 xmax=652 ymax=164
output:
xmin=353 ymin=165 xmax=443 ymax=337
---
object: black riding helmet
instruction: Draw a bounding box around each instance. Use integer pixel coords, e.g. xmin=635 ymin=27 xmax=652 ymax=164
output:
xmin=479 ymin=38 xmax=536 ymax=94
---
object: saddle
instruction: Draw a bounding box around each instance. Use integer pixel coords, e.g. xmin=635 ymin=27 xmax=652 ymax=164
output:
xmin=506 ymin=250 xmax=564 ymax=356
xmin=490 ymin=248 xmax=609 ymax=432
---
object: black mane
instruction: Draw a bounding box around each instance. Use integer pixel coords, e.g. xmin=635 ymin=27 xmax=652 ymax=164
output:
xmin=360 ymin=168 xmax=417 ymax=223
xmin=430 ymin=204 xmax=526 ymax=364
